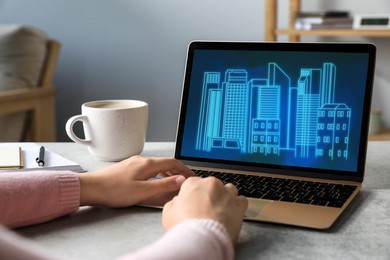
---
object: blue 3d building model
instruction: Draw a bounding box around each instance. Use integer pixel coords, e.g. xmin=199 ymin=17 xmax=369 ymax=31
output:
xmin=195 ymin=62 xmax=351 ymax=162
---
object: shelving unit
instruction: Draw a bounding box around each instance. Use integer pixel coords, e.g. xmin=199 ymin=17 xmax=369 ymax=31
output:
xmin=265 ymin=0 xmax=390 ymax=42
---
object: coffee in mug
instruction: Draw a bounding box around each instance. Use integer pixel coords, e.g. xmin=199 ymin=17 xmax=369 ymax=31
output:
xmin=65 ymin=100 xmax=148 ymax=161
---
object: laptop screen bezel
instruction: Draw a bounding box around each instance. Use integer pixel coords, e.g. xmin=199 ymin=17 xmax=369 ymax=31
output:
xmin=175 ymin=41 xmax=376 ymax=183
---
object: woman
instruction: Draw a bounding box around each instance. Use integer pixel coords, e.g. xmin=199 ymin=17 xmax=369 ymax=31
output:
xmin=0 ymin=156 xmax=248 ymax=259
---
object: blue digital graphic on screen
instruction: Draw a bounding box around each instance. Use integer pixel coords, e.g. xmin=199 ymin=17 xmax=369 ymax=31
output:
xmin=181 ymin=50 xmax=370 ymax=172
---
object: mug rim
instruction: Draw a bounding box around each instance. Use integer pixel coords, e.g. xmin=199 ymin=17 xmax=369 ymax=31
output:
xmin=83 ymin=99 xmax=148 ymax=110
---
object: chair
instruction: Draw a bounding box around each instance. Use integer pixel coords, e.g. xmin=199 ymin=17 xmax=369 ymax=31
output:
xmin=0 ymin=39 xmax=60 ymax=142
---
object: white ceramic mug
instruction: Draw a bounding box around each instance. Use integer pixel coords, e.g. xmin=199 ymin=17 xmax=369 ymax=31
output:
xmin=65 ymin=100 xmax=148 ymax=161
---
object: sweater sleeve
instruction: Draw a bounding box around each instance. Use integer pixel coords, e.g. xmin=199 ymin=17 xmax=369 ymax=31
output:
xmin=0 ymin=170 xmax=80 ymax=228
xmin=120 ymin=219 xmax=235 ymax=260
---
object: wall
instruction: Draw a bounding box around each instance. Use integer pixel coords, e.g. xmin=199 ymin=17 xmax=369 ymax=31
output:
xmin=0 ymin=0 xmax=389 ymax=141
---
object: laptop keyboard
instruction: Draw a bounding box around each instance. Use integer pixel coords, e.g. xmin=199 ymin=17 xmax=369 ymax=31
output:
xmin=193 ymin=169 xmax=358 ymax=208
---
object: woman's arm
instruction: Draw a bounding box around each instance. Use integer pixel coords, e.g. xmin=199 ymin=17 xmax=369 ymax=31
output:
xmin=0 ymin=157 xmax=247 ymax=260
xmin=0 ymin=156 xmax=194 ymax=228
xmin=0 ymin=171 xmax=80 ymax=228
xmin=121 ymin=219 xmax=234 ymax=260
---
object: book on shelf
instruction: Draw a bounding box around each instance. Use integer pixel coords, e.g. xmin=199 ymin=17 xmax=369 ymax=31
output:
xmin=0 ymin=143 xmax=84 ymax=172
xmin=295 ymin=10 xmax=353 ymax=30
xmin=295 ymin=17 xmax=354 ymax=30
xmin=296 ymin=10 xmax=350 ymax=19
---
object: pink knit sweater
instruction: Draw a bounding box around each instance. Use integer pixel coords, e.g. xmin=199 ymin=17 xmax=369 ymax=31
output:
xmin=0 ymin=171 xmax=234 ymax=259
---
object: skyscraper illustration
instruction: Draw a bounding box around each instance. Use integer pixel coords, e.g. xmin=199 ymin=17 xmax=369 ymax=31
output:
xmin=196 ymin=72 xmax=221 ymax=151
xmin=321 ymin=63 xmax=336 ymax=106
xmin=296 ymin=68 xmax=321 ymax=158
xmin=195 ymin=62 xmax=351 ymax=161
xmin=250 ymin=78 xmax=281 ymax=155
xmin=222 ymin=69 xmax=249 ymax=153
xmin=267 ymin=63 xmax=292 ymax=150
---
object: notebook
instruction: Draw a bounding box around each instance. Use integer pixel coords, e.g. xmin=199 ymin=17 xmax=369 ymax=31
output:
xmin=0 ymin=143 xmax=84 ymax=172
xmin=173 ymin=41 xmax=376 ymax=229
xmin=0 ymin=146 xmax=23 ymax=170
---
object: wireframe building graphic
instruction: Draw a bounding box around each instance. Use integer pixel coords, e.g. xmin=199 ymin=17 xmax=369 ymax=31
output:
xmin=196 ymin=62 xmax=351 ymax=161
xmin=196 ymin=72 xmax=221 ymax=151
xmin=222 ymin=69 xmax=249 ymax=153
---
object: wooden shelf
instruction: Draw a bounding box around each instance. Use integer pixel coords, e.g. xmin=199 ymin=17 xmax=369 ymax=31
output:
xmin=368 ymin=129 xmax=390 ymax=141
xmin=265 ymin=0 xmax=390 ymax=42
xmin=276 ymin=29 xmax=390 ymax=38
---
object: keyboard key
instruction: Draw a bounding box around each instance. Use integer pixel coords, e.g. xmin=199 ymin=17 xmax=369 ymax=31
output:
xmin=296 ymin=198 xmax=311 ymax=204
xmin=280 ymin=196 xmax=297 ymax=202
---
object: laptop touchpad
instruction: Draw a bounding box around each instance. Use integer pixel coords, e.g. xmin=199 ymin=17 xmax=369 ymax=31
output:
xmin=245 ymin=198 xmax=272 ymax=218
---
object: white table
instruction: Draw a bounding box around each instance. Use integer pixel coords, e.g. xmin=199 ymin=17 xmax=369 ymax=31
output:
xmin=16 ymin=142 xmax=390 ymax=259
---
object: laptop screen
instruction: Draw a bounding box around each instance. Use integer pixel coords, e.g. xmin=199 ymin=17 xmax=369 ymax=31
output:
xmin=175 ymin=42 xmax=376 ymax=178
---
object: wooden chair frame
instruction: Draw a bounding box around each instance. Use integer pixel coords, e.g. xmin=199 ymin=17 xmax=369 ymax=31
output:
xmin=0 ymin=39 xmax=60 ymax=141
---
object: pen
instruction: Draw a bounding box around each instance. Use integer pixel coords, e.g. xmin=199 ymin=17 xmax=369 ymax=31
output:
xmin=36 ymin=146 xmax=45 ymax=166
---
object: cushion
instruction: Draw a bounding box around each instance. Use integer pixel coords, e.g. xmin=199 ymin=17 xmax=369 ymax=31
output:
xmin=0 ymin=25 xmax=48 ymax=141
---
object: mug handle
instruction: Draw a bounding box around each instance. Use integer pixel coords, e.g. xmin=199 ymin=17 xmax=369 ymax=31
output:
xmin=65 ymin=115 xmax=92 ymax=145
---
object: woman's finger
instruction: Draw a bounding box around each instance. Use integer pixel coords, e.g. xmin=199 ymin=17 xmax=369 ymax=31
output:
xmin=224 ymin=183 xmax=238 ymax=196
xmin=139 ymin=157 xmax=195 ymax=179
xmin=237 ymin=195 xmax=249 ymax=212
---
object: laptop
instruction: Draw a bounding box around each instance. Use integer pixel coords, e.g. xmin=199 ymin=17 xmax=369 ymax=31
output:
xmin=173 ymin=41 xmax=376 ymax=229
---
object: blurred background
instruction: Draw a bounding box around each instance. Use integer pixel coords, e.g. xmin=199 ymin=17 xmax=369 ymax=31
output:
xmin=0 ymin=0 xmax=389 ymax=141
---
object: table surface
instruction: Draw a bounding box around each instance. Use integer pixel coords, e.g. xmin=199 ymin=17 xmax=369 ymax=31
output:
xmin=16 ymin=142 xmax=390 ymax=260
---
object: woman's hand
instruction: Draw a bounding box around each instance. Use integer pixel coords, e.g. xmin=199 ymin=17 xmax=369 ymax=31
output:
xmin=162 ymin=177 xmax=248 ymax=243
xmin=77 ymin=156 xmax=194 ymax=207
